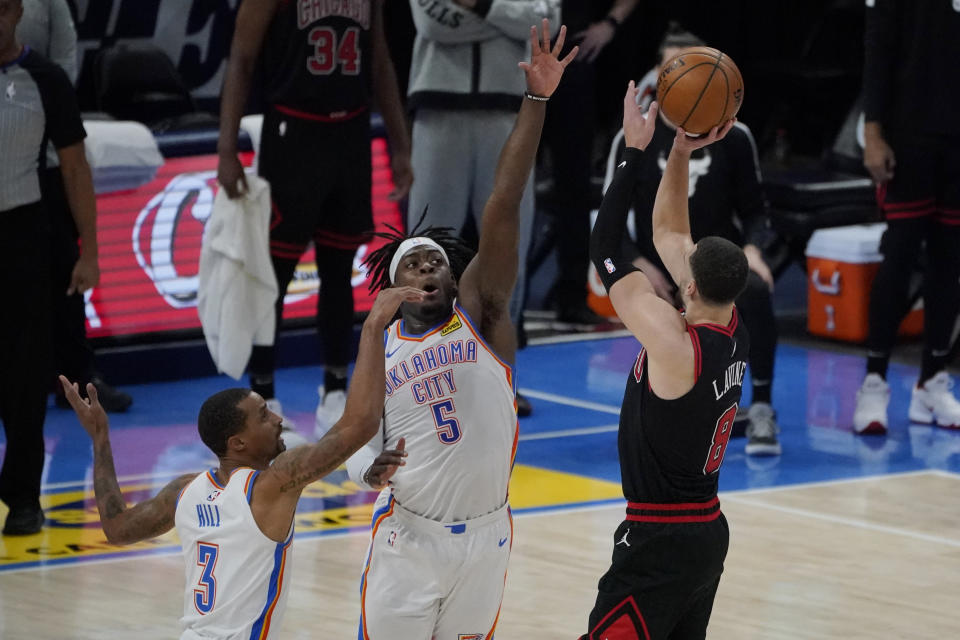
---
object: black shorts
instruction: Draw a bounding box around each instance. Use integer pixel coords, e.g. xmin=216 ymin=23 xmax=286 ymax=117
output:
xmin=258 ymin=105 xmax=373 ymax=258
xmin=581 ymin=512 xmax=729 ymax=640
xmin=880 ymin=131 xmax=960 ymax=227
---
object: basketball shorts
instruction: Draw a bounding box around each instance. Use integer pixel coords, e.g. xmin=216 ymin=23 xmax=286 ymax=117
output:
xmin=879 ymin=131 xmax=960 ymax=226
xmin=258 ymin=105 xmax=373 ymax=254
xmin=581 ymin=513 xmax=729 ymax=640
xmin=358 ymin=490 xmax=513 ymax=640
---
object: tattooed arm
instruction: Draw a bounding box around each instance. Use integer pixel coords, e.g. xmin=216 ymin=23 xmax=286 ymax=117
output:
xmin=249 ymin=287 xmax=423 ymax=542
xmin=59 ymin=376 xmax=197 ymax=545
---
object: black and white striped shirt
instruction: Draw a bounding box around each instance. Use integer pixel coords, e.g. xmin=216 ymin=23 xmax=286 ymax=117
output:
xmin=0 ymin=46 xmax=85 ymax=212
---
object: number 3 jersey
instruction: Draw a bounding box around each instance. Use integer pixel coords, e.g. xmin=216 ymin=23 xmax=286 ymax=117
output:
xmin=620 ymin=309 xmax=750 ymax=504
xmin=175 ymin=468 xmax=293 ymax=640
xmin=262 ymin=0 xmax=373 ymax=116
xmin=381 ymin=304 xmax=518 ymax=523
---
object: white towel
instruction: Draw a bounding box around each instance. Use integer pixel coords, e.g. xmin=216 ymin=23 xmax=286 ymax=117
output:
xmin=198 ymin=175 xmax=277 ymax=379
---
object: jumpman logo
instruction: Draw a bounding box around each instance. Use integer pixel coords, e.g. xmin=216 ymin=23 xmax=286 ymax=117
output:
xmin=616 ymin=530 xmax=631 ymax=547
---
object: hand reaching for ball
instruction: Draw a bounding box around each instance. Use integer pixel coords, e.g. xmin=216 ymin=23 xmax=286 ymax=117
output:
xmin=673 ymin=120 xmax=737 ymax=154
xmin=622 ymin=81 xmax=659 ymax=151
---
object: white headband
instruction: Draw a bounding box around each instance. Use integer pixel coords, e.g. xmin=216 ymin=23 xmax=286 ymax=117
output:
xmin=389 ymin=237 xmax=450 ymax=283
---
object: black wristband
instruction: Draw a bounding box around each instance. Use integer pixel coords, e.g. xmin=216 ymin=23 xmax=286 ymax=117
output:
xmin=524 ymin=90 xmax=549 ymax=102
xmin=604 ymin=15 xmax=620 ymax=30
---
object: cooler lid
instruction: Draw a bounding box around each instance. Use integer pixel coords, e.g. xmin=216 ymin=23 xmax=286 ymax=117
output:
xmin=805 ymin=223 xmax=887 ymax=263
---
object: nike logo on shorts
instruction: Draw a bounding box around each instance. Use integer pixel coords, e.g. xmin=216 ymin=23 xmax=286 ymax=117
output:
xmin=498 ymin=537 xmax=508 ymax=547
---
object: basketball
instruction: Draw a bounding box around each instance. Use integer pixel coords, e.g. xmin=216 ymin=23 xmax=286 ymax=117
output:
xmin=656 ymin=47 xmax=744 ymax=135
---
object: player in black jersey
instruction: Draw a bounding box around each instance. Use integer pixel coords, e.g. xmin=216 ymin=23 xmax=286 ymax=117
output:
xmin=580 ymin=85 xmax=748 ymax=640
xmin=217 ymin=0 xmax=412 ymax=438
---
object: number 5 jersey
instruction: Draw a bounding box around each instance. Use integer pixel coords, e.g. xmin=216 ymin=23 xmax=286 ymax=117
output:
xmin=379 ymin=305 xmax=518 ymax=523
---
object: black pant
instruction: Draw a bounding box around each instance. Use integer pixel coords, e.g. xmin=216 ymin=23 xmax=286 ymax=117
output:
xmin=42 ymin=167 xmax=95 ymax=386
xmin=249 ymin=109 xmax=372 ymax=382
xmin=867 ymin=131 xmax=960 ymax=373
xmin=0 ymin=202 xmax=53 ymax=510
xmin=736 ymin=270 xmax=777 ymax=394
xmin=249 ymin=246 xmax=357 ymax=377
xmin=542 ymin=57 xmax=596 ymax=309
xmin=582 ymin=515 xmax=729 ymax=640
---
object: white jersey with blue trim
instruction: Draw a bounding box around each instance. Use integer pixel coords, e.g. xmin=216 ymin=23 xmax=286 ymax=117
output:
xmin=175 ymin=467 xmax=293 ymax=640
xmin=382 ymin=304 xmax=518 ymax=522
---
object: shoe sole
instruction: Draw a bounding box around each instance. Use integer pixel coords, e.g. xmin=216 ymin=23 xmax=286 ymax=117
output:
xmin=854 ymin=421 xmax=887 ymax=435
xmin=908 ymin=409 xmax=960 ymax=429
xmin=745 ymin=444 xmax=782 ymax=456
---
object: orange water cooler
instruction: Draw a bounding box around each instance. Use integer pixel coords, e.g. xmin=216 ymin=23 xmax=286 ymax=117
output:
xmin=805 ymin=224 xmax=922 ymax=342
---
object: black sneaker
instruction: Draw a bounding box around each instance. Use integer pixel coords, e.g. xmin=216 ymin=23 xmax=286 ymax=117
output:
xmin=3 ymin=505 xmax=44 ymax=536
xmin=553 ymin=303 xmax=608 ymax=331
xmin=516 ymin=392 xmax=533 ymax=417
xmin=56 ymin=376 xmax=133 ymax=413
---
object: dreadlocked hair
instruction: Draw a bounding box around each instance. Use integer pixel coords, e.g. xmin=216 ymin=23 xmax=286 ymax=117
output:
xmin=364 ymin=207 xmax=476 ymax=293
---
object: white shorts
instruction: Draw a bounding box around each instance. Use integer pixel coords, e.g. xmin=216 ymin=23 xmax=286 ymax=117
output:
xmin=358 ymin=490 xmax=513 ymax=640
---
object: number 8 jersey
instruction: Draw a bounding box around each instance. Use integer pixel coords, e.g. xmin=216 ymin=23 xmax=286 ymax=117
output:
xmin=175 ymin=468 xmax=293 ymax=640
xmin=262 ymin=0 xmax=373 ymax=117
xmin=380 ymin=305 xmax=519 ymax=522
xmin=620 ymin=308 xmax=750 ymax=504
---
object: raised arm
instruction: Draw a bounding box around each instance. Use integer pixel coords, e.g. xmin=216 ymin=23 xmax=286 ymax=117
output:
xmin=216 ymin=0 xmax=277 ymax=199
xmin=458 ymin=21 xmax=575 ymax=336
xmin=372 ymin=0 xmax=412 ymax=201
xmin=59 ymin=376 xmax=196 ymax=545
xmin=652 ymin=122 xmax=735 ymax=286
xmin=249 ymin=287 xmax=424 ymax=540
xmin=590 ymin=85 xmax=687 ymax=357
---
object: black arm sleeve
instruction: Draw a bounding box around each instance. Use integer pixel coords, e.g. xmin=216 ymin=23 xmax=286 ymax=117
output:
xmin=862 ymin=0 xmax=898 ymax=124
xmin=590 ymin=146 xmax=644 ymax=292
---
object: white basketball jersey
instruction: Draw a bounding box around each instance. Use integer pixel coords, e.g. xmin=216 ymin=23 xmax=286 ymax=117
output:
xmin=175 ymin=468 xmax=293 ymax=640
xmin=382 ymin=304 xmax=518 ymax=522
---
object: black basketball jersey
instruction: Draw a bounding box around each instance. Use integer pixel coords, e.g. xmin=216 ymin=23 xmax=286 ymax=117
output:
xmin=261 ymin=0 xmax=374 ymax=117
xmin=618 ymin=308 xmax=750 ymax=504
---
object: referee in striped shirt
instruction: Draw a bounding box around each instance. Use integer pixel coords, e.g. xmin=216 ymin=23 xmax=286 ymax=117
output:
xmin=0 ymin=0 xmax=98 ymax=535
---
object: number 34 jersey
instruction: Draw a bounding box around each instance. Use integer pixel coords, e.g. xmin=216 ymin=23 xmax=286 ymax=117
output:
xmin=262 ymin=0 xmax=373 ymax=116
xmin=620 ymin=308 xmax=751 ymax=504
xmin=175 ymin=468 xmax=293 ymax=640
xmin=382 ymin=305 xmax=519 ymax=523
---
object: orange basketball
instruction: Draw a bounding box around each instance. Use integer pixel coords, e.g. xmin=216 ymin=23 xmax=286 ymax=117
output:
xmin=655 ymin=47 xmax=743 ymax=135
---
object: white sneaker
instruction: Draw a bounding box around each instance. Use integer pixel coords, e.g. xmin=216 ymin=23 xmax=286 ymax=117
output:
xmin=853 ymin=373 xmax=889 ymax=435
xmin=909 ymin=371 xmax=960 ymax=429
xmin=314 ymin=386 xmax=347 ymax=440
xmin=266 ymin=398 xmax=308 ymax=448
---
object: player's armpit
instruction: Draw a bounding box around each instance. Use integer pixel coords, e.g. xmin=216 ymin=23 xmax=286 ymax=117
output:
xmin=609 ymin=272 xmax=688 ymax=356
xmin=101 ymin=473 xmax=196 ymax=546
xmin=651 ymin=230 xmax=694 ymax=290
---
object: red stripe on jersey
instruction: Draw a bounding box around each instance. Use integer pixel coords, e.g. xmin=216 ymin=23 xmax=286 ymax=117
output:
xmin=627 ymin=496 xmax=719 ymax=511
xmin=273 ymin=103 xmax=368 ymax=123
xmin=625 ymin=510 xmax=721 ymax=523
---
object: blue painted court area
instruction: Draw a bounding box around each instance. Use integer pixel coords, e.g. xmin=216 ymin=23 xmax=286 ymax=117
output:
xmin=20 ymin=334 xmax=960 ymax=494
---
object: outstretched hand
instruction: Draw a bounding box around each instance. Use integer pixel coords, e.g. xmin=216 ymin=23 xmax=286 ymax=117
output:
xmin=673 ymin=120 xmax=736 ymax=154
xmin=363 ymin=437 xmax=407 ymax=490
xmin=59 ymin=375 xmax=109 ymax=440
xmin=519 ymin=19 xmax=579 ymax=99
xmin=623 ymin=81 xmax=658 ymax=151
